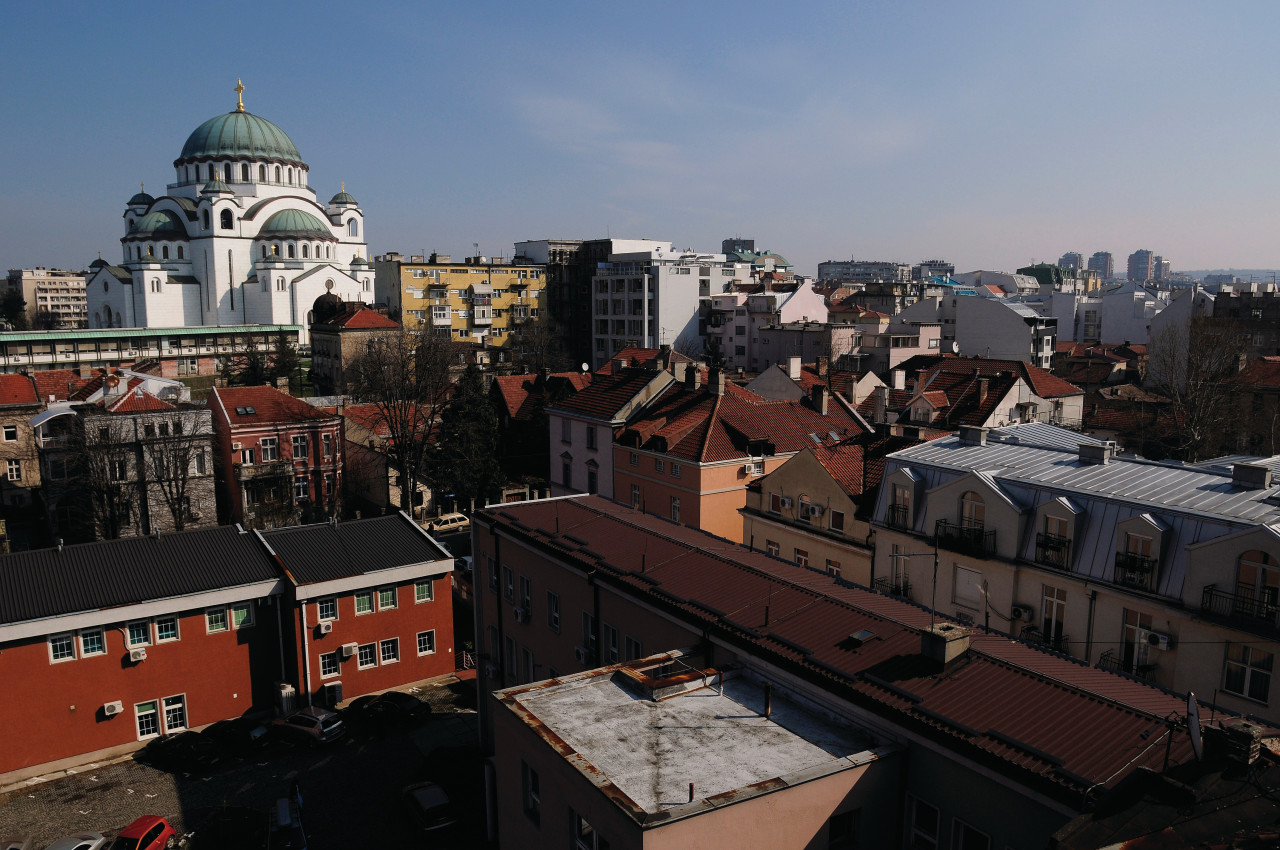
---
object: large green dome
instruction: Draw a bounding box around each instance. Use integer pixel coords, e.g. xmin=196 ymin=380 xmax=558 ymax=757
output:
xmin=128 ymin=209 xmax=186 ymax=238
xmin=179 ymin=111 xmax=302 ymax=163
xmin=259 ymin=209 xmax=334 ymax=239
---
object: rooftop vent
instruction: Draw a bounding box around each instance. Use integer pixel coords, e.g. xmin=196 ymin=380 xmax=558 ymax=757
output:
xmin=1078 ymin=441 xmax=1116 ymax=465
xmin=958 ymin=425 xmax=988 ymax=446
xmin=1232 ymin=462 xmax=1273 ymax=491
xmin=921 ymin=623 xmax=969 ymax=666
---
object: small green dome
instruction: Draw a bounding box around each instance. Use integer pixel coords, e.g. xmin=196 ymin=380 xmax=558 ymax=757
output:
xmin=350 ymin=255 xmax=368 ymax=266
xmin=129 ymin=209 xmax=186 ymax=237
xmin=329 ymin=190 xmax=357 ymax=206
xmin=259 ymin=209 xmax=333 ymax=239
xmin=180 ymin=110 xmax=302 ymax=163
xmin=128 ymin=191 xmax=154 ymax=207
xmin=202 ymin=176 xmax=232 ymax=195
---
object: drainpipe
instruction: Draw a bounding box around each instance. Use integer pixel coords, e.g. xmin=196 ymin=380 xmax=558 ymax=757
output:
xmin=299 ymin=599 xmax=313 ymax=707
xmin=1085 ymin=589 xmax=1098 ymax=663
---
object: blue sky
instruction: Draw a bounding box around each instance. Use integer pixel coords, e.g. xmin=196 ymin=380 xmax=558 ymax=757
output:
xmin=4 ymin=1 xmax=1279 ymax=277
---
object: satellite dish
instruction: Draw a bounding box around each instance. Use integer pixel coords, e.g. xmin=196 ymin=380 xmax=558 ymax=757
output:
xmin=581 ymin=363 xmax=590 ymax=373
xmin=1187 ymin=691 xmax=1203 ymax=761
xmin=951 ymin=341 xmax=960 ymax=354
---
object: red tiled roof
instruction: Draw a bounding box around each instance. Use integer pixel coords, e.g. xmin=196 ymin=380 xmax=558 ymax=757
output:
xmin=105 ymin=388 xmax=175 ymax=413
xmin=478 ymin=496 xmax=1211 ymax=802
xmin=211 ymin=385 xmax=337 ymax=427
xmin=492 ymin=372 xmax=592 ymax=420
xmin=0 ymin=374 xmax=38 ymax=406
xmin=32 ymin=369 xmax=88 ymax=402
xmin=320 ymin=306 xmax=399 ymax=329
xmin=552 ymin=369 xmax=665 ymax=420
xmin=595 ymin=348 xmax=693 ymax=376
xmin=1235 ymin=359 xmax=1280 ymax=389
xmin=912 ymin=356 xmax=1083 ymax=399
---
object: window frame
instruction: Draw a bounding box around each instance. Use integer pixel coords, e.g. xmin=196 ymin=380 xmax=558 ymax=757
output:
xmin=547 ymin=591 xmax=561 ymax=632
xmin=154 ymin=615 xmax=180 ymax=643
xmin=415 ymin=580 xmax=434 ymax=603
xmin=377 ymin=586 xmax=397 ymax=611
xmin=317 ymin=597 xmax=338 ymax=621
xmin=521 ymin=761 xmax=541 ymax=826
xmin=1224 ymin=642 xmax=1273 ymax=704
xmin=127 ymin=620 xmax=152 ymax=647
xmin=231 ymin=602 xmax=254 ymax=629
xmin=503 ymin=565 xmax=515 ymax=603
xmin=135 ymin=700 xmax=161 ymax=740
xmin=319 ymin=652 xmax=340 ymax=678
xmin=354 ymin=590 xmax=374 ymax=615
xmin=206 ymin=607 xmax=229 ymax=633
xmin=79 ymin=627 xmax=106 ymax=657
xmin=417 ymin=630 xmax=436 ymax=656
xmin=1 ymin=424 xmax=16 ymax=441
xmin=906 ymin=795 xmax=940 ymax=850
xmin=357 ymin=642 xmax=377 ymax=669
xmin=259 ymin=436 xmax=278 ymax=462
xmin=162 ymin=694 xmax=187 ymax=733
xmin=49 ymin=632 xmax=76 ymax=663
xmin=380 ymin=637 xmax=400 ymax=665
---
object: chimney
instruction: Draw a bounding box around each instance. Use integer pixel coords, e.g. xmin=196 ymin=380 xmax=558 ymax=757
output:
xmin=921 ymin=623 xmax=969 ymax=667
xmin=788 ymin=355 xmax=801 ymax=380
xmin=686 ymin=367 xmax=702 ymax=391
xmin=958 ymin=425 xmax=988 ymax=446
xmin=816 ymin=355 xmax=829 ymax=377
xmin=710 ymin=369 xmax=726 ymax=396
xmin=1078 ymin=441 xmax=1116 ymax=465
xmin=275 ymin=377 xmax=290 ymax=395
xmin=673 ymin=362 xmax=688 ymax=383
xmin=658 ymin=344 xmax=671 ymax=370
xmin=1232 ymin=462 xmax=1273 ymax=490
xmin=848 ymin=378 xmax=859 ymax=406
xmin=613 ymin=357 xmax=628 ymax=374
xmin=811 ymin=385 xmax=828 ymax=416
xmin=891 ymin=369 xmax=905 ymax=391
xmin=977 ymin=376 xmax=989 ymax=403
xmin=538 ymin=366 xmax=550 ymax=383
xmin=873 ymin=385 xmax=888 ymax=424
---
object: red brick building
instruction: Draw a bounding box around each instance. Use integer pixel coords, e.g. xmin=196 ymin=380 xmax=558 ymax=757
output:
xmin=209 ymin=385 xmax=343 ymax=528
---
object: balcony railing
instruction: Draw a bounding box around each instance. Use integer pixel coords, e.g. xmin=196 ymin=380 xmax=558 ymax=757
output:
xmin=1201 ymin=584 xmax=1280 ymax=630
xmin=1035 ymin=533 xmax=1072 ymax=571
xmin=1020 ymin=625 xmax=1070 ymax=655
xmin=873 ymin=575 xmax=912 ymax=597
xmin=1114 ymin=552 xmax=1158 ymax=591
xmin=1096 ymin=649 xmax=1157 ymax=682
xmin=234 ymin=460 xmax=293 ymax=480
xmin=886 ymin=504 xmax=910 ymax=530
xmin=935 ymin=519 xmax=996 ymax=558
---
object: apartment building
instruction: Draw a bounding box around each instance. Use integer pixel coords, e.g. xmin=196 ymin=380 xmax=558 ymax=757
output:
xmin=308 ymin=305 xmax=399 ymax=395
xmin=896 ymin=295 xmax=1058 ymax=369
xmin=816 ymin=259 xmax=911 ymax=283
xmin=512 ymin=239 xmax=614 ymax=368
xmin=6 ymin=268 xmax=88 ymax=328
xmin=1088 ymin=252 xmax=1115 ymax=279
xmin=1128 ymin=249 xmax=1156 ymax=283
xmin=0 ymin=374 xmax=42 ymax=509
xmin=872 ymin=422 xmax=1280 ymax=724
xmin=706 ymin=281 xmax=827 ymax=372
xmin=895 ymin=356 xmax=1085 ymax=430
xmin=589 ymin=243 xmax=750 ymax=369
xmin=374 ymin=252 xmax=546 ymax=349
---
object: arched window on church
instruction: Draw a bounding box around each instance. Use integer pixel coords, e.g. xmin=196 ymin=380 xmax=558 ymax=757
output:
xmin=177 ymin=246 xmax=184 ymax=260
xmin=287 ymin=244 xmax=295 ymax=259
xmin=275 ymin=165 xmax=281 ymax=182
xmin=185 ymin=166 xmax=190 ymax=182
xmin=241 ymin=163 xmax=250 ymax=182
xmin=259 ymin=164 xmax=266 ymax=181
xmin=302 ymin=244 xmax=309 ymax=259
xmin=196 ymin=164 xmax=202 ymax=182
xmin=162 ymin=246 xmax=169 ymax=260
xmin=225 ymin=163 xmax=232 ymax=182
xmin=348 ymin=219 xmax=359 ymax=237
xmin=220 ymin=209 xmax=233 ymax=230
xmin=287 ymin=167 xmax=294 ymax=184
xmin=325 ymin=245 xmax=331 ymax=259
xmin=262 ymin=245 xmax=268 ymax=259
xmin=202 ymin=209 xmax=210 ymax=230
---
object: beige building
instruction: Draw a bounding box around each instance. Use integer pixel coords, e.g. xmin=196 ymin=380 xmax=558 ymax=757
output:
xmin=6 ymin=268 xmax=88 ymax=329
xmin=373 ymin=252 xmax=546 ymax=348
xmin=0 ymin=374 xmax=43 ymax=509
xmin=873 ymin=423 xmax=1280 ymax=724
xmin=308 ymin=305 xmax=399 ymax=395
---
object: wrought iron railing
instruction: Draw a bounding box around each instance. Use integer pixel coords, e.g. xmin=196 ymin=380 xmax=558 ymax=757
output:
xmin=1201 ymin=584 xmax=1280 ymax=628
xmin=1097 ymin=649 xmax=1157 ymax=682
xmin=935 ymin=519 xmax=996 ymax=558
xmin=887 ymin=504 xmax=910 ymax=530
xmin=873 ymin=575 xmax=912 ymax=597
xmin=1035 ymin=533 xmax=1072 ymax=571
xmin=1020 ymin=625 xmax=1071 ymax=654
xmin=1114 ymin=552 xmax=1158 ymax=591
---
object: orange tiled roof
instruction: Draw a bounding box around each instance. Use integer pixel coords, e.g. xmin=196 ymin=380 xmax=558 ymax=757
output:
xmin=320 ymin=306 xmax=399 ymax=329
xmin=212 ymin=385 xmax=336 ymax=427
xmin=32 ymin=369 xmax=88 ymax=402
xmin=0 ymin=374 xmax=38 ymax=406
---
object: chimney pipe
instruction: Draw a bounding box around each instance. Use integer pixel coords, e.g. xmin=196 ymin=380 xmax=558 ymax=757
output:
xmin=711 ymin=369 xmax=725 ymax=395
xmin=686 ymin=367 xmax=701 ymax=391
xmin=811 ymin=385 xmax=828 ymax=416
xmin=816 ymin=355 xmax=829 ymax=377
xmin=788 ymin=355 xmax=801 ymax=380
xmin=892 ymin=369 xmax=905 ymax=391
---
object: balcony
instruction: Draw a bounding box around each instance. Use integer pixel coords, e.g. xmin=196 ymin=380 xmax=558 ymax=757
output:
xmin=1113 ymin=551 xmax=1157 ymax=591
xmin=886 ymin=504 xmax=910 ymax=530
xmin=1020 ymin=625 xmax=1070 ymax=655
xmin=873 ymin=575 xmax=912 ymax=597
xmin=233 ymin=459 xmax=292 ymax=481
xmin=935 ymin=519 xmax=996 ymax=559
xmin=1034 ymin=533 xmax=1072 ymax=571
xmin=1096 ymin=649 xmax=1157 ymax=682
xmin=1201 ymin=584 xmax=1280 ymax=635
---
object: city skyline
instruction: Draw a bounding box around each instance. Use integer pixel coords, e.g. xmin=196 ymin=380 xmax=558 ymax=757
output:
xmin=5 ymin=1 xmax=1280 ymax=278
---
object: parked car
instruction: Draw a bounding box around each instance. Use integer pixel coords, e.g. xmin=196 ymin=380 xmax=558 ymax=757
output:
xmin=107 ymin=816 xmax=176 ymax=850
xmin=0 ymin=837 xmax=32 ymax=850
xmin=44 ymin=833 xmax=108 ymax=850
xmin=425 ymin=512 xmax=469 ymax=535
xmin=402 ymin=781 xmax=456 ymax=833
xmin=202 ymin=717 xmax=270 ymax=754
xmin=136 ymin=731 xmax=223 ymax=774
xmin=344 ymin=691 xmax=431 ymax=733
xmin=271 ymin=705 xmax=345 ymax=745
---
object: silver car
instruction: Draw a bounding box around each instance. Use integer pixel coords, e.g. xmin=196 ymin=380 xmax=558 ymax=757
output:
xmin=272 ymin=705 xmax=345 ymax=745
xmin=45 ymin=835 xmax=108 ymax=850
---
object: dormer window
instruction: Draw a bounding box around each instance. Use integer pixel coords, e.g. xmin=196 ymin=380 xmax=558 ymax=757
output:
xmin=1234 ymin=551 xmax=1280 ymax=622
xmin=960 ymin=491 xmax=985 ymax=530
xmin=1115 ymin=533 xmax=1157 ymax=591
xmin=1036 ymin=516 xmax=1072 ymax=570
xmin=889 ymin=484 xmax=911 ymax=529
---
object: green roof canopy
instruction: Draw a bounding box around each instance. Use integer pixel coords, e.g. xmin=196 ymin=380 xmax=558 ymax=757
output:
xmin=179 ymin=111 xmax=302 ymax=163
xmin=259 ymin=209 xmax=334 ymax=240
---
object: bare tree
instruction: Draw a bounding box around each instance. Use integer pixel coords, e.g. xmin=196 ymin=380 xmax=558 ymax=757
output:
xmin=510 ymin=314 xmax=572 ymax=374
xmin=72 ymin=414 xmax=140 ymax=540
xmin=141 ymin=406 xmax=216 ymax=532
xmin=1146 ymin=316 xmax=1251 ymax=461
xmin=346 ymin=323 xmax=456 ymax=511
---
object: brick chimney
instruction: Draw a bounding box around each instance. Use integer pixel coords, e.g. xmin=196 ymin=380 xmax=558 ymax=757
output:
xmin=816 ymin=356 xmax=829 ymax=377
xmin=686 ymin=367 xmax=702 ymax=391
xmin=977 ymin=377 xmax=989 ymax=403
xmin=673 ymin=362 xmax=688 ymax=383
xmin=811 ymin=385 xmax=829 ymax=415
xmin=710 ymin=369 xmax=726 ymax=396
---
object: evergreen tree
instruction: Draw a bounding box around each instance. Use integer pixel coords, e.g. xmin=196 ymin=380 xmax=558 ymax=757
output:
xmin=1 ymin=289 xmax=29 ymax=331
xmin=436 ymin=364 xmax=501 ymax=509
xmin=269 ymin=333 xmax=300 ymax=388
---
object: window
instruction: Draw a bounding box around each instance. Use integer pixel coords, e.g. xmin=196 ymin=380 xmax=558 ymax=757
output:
xmin=293 ymin=475 xmax=309 ymax=501
xmin=582 ymin=611 xmax=597 ymax=656
xmin=380 ymin=638 xmax=399 ymax=664
xmin=766 ymin=539 xmax=780 ymax=556
xmin=318 ymin=597 xmax=337 ymax=621
xmin=1235 ymin=550 xmax=1279 ymax=619
xmin=136 ymin=701 xmax=160 ymax=739
xmin=357 ymin=643 xmax=377 ymax=668
xmin=631 ymin=484 xmax=640 ymax=508
xmin=794 ymin=548 xmax=809 ymax=567
xmin=348 ymin=219 xmax=359 ymax=237
xmin=220 ymin=209 xmax=233 ymax=230
xmin=960 ymin=491 xmax=985 ymax=529
xmin=154 ymin=616 xmax=179 ymax=642
xmin=907 ymin=796 xmax=939 ymax=850
xmin=231 ymin=603 xmax=253 ymax=628
xmin=655 ymin=459 xmax=665 ymax=474
xmin=562 ymin=461 xmax=572 ymax=489
xmin=111 ymin=458 xmax=129 ymax=481
xmin=547 ymin=592 xmax=560 ymax=632
xmin=587 ymin=468 xmax=598 ymax=495
xmin=241 ymin=447 xmax=256 ymax=465
xmin=503 ymin=566 xmax=515 ymax=602
xmin=49 ymin=633 xmax=76 ymax=662
xmin=6 ymin=460 xmax=19 ymax=481
xmin=629 ymin=452 xmax=639 ymax=467
xmin=519 ymin=575 xmax=532 ymax=612
xmin=79 ymin=628 xmax=105 ymax=657
xmin=292 ymin=434 xmax=308 ymax=459
xmin=671 ymin=463 xmax=681 ymax=478
xmin=951 ymin=819 xmax=990 ymax=850
xmin=417 ymin=630 xmax=436 ymax=656
xmin=378 ymin=587 xmax=397 ymax=610
xmin=573 ymin=811 xmax=609 ymax=850
xmin=625 ymin=635 xmax=643 ymax=661
xmin=127 ymin=620 xmax=151 ymax=647
xmin=769 ymin=493 xmax=782 ymax=513
xmin=260 ymin=437 xmax=278 ymax=462
xmin=586 ymin=426 xmax=597 ymax=449
xmin=670 ymin=496 xmax=681 ymax=523
xmin=320 ymin=652 xmax=340 ymax=678
xmin=521 ymin=761 xmax=541 ymax=825
xmin=323 ymin=433 xmax=333 ymax=457
xmin=954 ymin=565 xmax=984 ymax=610
xmin=1122 ymin=608 xmax=1153 ymax=673
xmin=2 ymin=425 xmax=16 ymax=441
xmin=487 ymin=556 xmax=498 ymax=591
xmin=415 ymin=581 xmax=434 ymax=603
xmin=827 ymin=809 xmax=858 ymax=849
xmin=1043 ymin=585 xmax=1066 ymax=646
xmin=826 ymin=559 xmax=842 ymax=577
xmin=604 ymin=624 xmax=619 ymax=663
xmin=1225 ymin=643 xmax=1273 ymax=703
xmin=829 ymin=509 xmax=845 ymax=533
xmin=206 ymin=608 xmax=229 ymax=633
xmin=522 ymin=647 xmax=535 ymax=683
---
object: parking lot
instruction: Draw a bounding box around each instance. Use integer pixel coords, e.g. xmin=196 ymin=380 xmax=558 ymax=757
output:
xmin=0 ymin=678 xmax=490 ymax=849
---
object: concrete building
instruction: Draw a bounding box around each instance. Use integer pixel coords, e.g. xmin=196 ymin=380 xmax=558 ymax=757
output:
xmin=1088 ymin=252 xmax=1114 ymax=279
xmin=872 ymin=422 xmax=1280 ymax=725
xmin=86 ymin=86 xmax=373 ymax=343
xmin=1058 ymin=253 xmax=1083 ymax=271
xmin=589 ymin=243 xmax=750 ymax=369
xmin=952 ymin=270 xmax=1040 ymax=297
xmin=373 ymin=252 xmax=546 ymax=349
xmin=895 ymin=295 xmax=1058 ymax=369
xmin=1027 ymin=280 xmax=1169 ymax=345
xmin=816 ymin=259 xmax=911 ymax=284
xmin=512 ymin=239 xmax=613 ymax=368
xmin=6 ymin=268 xmax=88 ymax=328
xmin=706 ymin=282 xmax=828 ymax=372
xmin=0 ymin=374 xmax=42 ymax=511
xmin=308 ymin=305 xmax=399 ymax=395
xmin=1128 ymin=249 xmax=1156 ymax=283
xmin=897 ymin=357 xmax=1086 ymax=431
xmin=912 ymin=259 xmax=954 ymax=281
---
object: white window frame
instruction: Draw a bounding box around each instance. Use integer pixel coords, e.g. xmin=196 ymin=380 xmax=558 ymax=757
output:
xmin=6 ymin=459 xmax=19 ymax=481
xmin=415 ymin=581 xmax=434 ymax=603
xmin=259 ymin=436 xmax=278 ymax=462
xmin=319 ymin=652 xmax=340 ymax=678
xmin=162 ymin=694 xmax=187 ymax=733
xmin=79 ymin=627 xmax=106 ymax=657
xmin=317 ymin=597 xmax=338 ymax=621
xmin=1 ymin=424 xmax=16 ymax=441
xmin=292 ymin=434 xmax=309 ymax=460
xmin=206 ymin=607 xmax=229 ymax=633
xmin=357 ymin=642 xmax=377 ymax=669
xmin=377 ymin=586 xmax=397 ymax=610
xmin=49 ymin=632 xmax=76 ymax=663
xmin=951 ymin=817 xmax=990 ymax=850
xmin=231 ymin=602 xmax=254 ymax=629
xmin=417 ymin=630 xmax=436 ymax=656
xmin=154 ymin=615 xmax=180 ymax=643
xmin=354 ymin=590 xmax=374 ymax=615
xmin=380 ymin=637 xmax=399 ymax=664
xmin=127 ymin=620 xmax=152 ymax=647
xmin=954 ymin=565 xmax=984 ymax=610
xmin=547 ymin=591 xmax=561 ymax=632
xmin=907 ymin=795 xmax=939 ymax=850
xmin=135 ymin=700 xmax=160 ymax=740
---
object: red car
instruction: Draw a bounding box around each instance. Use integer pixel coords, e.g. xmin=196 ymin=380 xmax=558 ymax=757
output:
xmin=108 ymin=816 xmax=176 ymax=850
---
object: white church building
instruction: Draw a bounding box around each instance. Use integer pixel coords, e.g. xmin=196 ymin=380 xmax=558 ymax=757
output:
xmin=86 ymin=83 xmax=373 ymax=343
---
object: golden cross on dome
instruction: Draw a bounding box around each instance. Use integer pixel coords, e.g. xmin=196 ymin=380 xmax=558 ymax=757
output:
xmin=340 ymin=182 xmax=345 ymax=193
xmin=140 ymin=182 xmax=144 ymax=194
xmin=235 ymin=79 xmax=246 ymax=112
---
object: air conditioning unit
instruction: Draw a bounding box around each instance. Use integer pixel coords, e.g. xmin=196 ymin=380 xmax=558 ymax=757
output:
xmin=780 ymin=497 xmax=794 ymax=509
xmin=512 ymin=607 xmax=529 ymax=624
xmin=231 ymin=442 xmax=242 ymax=450
xmin=574 ymin=646 xmax=591 ymax=664
xmin=341 ymin=642 xmax=358 ymax=659
xmin=1148 ymin=631 xmax=1174 ymax=651
xmin=809 ymin=504 xmax=825 ymax=518
xmin=318 ymin=621 xmax=334 ymax=635
xmin=103 ymin=700 xmax=124 ymax=717
xmin=742 ymin=463 xmax=755 ymax=474
xmin=129 ymin=648 xmax=147 ymax=662
xmin=1010 ymin=603 xmax=1034 ymax=622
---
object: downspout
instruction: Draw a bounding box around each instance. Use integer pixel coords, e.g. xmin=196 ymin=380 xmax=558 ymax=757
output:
xmin=588 ymin=568 xmax=602 ymax=667
xmin=299 ymin=596 xmax=313 ymax=706
xmin=1085 ymin=588 xmax=1098 ymax=663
